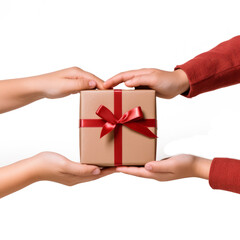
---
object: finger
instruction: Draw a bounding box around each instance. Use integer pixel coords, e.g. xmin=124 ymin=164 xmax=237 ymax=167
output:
xmin=116 ymin=166 xmax=154 ymax=178
xmin=91 ymin=167 xmax=116 ymax=179
xmin=103 ymin=72 xmax=135 ymax=89
xmin=145 ymin=159 xmax=174 ymax=173
xmin=83 ymin=71 xmax=105 ymax=90
xmin=66 ymin=162 xmax=101 ymax=177
xmin=104 ymin=69 xmax=149 ymax=88
xmin=66 ymin=67 xmax=105 ymax=90
xmin=74 ymin=78 xmax=97 ymax=92
xmin=76 ymin=167 xmax=116 ymax=182
xmin=124 ymin=74 xmax=153 ymax=88
xmin=67 ymin=76 xmax=104 ymax=93
xmin=116 ymin=166 xmax=175 ymax=181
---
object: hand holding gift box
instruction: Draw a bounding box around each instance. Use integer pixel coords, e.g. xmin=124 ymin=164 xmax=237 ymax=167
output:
xmin=80 ymin=89 xmax=157 ymax=166
xmin=0 ymin=67 xmax=115 ymax=198
xmin=4 ymin=41 xmax=231 ymax=197
xmin=104 ymin=66 xmax=213 ymax=182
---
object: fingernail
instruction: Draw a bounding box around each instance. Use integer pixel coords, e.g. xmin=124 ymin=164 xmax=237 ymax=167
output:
xmin=145 ymin=164 xmax=152 ymax=171
xmin=92 ymin=168 xmax=100 ymax=175
xmin=89 ymin=80 xmax=96 ymax=88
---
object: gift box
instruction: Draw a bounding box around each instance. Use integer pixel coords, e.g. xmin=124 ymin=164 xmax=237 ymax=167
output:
xmin=79 ymin=89 xmax=157 ymax=166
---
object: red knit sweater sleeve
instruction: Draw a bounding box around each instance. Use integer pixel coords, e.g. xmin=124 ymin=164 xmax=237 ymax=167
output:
xmin=209 ymin=158 xmax=240 ymax=194
xmin=175 ymin=35 xmax=240 ymax=98
xmin=176 ymin=36 xmax=240 ymax=194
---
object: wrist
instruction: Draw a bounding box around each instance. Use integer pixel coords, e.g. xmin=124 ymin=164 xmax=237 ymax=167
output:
xmin=174 ymin=69 xmax=190 ymax=95
xmin=192 ymin=157 xmax=212 ymax=179
xmin=22 ymin=76 xmax=46 ymax=100
xmin=28 ymin=154 xmax=51 ymax=182
xmin=12 ymin=76 xmax=46 ymax=103
xmin=23 ymin=156 xmax=43 ymax=183
xmin=30 ymin=152 xmax=58 ymax=182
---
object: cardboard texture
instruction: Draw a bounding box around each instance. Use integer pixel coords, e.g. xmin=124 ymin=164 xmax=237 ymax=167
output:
xmin=80 ymin=89 xmax=157 ymax=166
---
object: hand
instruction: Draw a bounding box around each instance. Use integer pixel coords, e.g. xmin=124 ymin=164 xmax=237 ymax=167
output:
xmin=32 ymin=152 xmax=115 ymax=186
xmin=0 ymin=67 xmax=104 ymax=113
xmin=0 ymin=152 xmax=115 ymax=198
xmin=32 ymin=67 xmax=104 ymax=99
xmin=104 ymin=68 xmax=189 ymax=99
xmin=116 ymin=154 xmax=212 ymax=181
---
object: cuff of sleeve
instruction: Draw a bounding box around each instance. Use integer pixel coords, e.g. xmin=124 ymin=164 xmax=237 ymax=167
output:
xmin=209 ymin=158 xmax=240 ymax=194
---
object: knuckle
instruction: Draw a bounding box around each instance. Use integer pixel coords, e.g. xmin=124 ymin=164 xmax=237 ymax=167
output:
xmin=69 ymin=66 xmax=82 ymax=74
xmin=66 ymin=181 xmax=75 ymax=187
xmin=151 ymin=68 xmax=158 ymax=72
xmin=36 ymin=151 xmax=50 ymax=158
xmin=139 ymin=68 xmax=148 ymax=72
xmin=178 ymin=154 xmax=188 ymax=158
xmin=178 ymin=154 xmax=194 ymax=160
xmin=145 ymin=68 xmax=156 ymax=74
xmin=116 ymin=73 xmax=124 ymax=81
xmin=117 ymin=72 xmax=124 ymax=76
xmin=71 ymin=66 xmax=80 ymax=71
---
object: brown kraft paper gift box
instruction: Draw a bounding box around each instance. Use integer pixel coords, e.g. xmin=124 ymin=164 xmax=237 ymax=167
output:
xmin=79 ymin=89 xmax=157 ymax=166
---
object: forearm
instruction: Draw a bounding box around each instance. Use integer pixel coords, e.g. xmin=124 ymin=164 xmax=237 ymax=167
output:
xmin=0 ymin=157 xmax=38 ymax=198
xmin=0 ymin=76 xmax=44 ymax=113
xmin=176 ymin=35 xmax=240 ymax=97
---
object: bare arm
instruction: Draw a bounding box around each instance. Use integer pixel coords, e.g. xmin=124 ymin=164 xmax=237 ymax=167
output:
xmin=0 ymin=67 xmax=111 ymax=198
xmin=0 ymin=152 xmax=115 ymax=198
xmin=116 ymin=154 xmax=211 ymax=181
xmin=0 ymin=67 xmax=104 ymax=113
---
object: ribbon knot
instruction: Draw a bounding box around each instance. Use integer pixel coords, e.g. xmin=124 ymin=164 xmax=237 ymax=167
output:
xmin=96 ymin=105 xmax=157 ymax=139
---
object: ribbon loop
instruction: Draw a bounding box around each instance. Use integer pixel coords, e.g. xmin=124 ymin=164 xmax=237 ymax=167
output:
xmin=118 ymin=106 xmax=143 ymax=124
xmin=96 ymin=105 xmax=117 ymax=124
xmin=95 ymin=105 xmax=157 ymax=139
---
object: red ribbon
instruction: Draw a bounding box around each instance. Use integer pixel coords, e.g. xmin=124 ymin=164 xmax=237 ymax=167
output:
xmin=80 ymin=90 xmax=157 ymax=166
xmin=96 ymin=104 xmax=157 ymax=139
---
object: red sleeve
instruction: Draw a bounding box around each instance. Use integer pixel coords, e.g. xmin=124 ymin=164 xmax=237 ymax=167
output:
xmin=175 ymin=36 xmax=240 ymax=98
xmin=176 ymin=37 xmax=240 ymax=194
xmin=209 ymin=158 xmax=240 ymax=194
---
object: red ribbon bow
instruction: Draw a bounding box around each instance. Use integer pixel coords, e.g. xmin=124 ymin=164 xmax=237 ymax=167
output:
xmin=96 ymin=105 xmax=157 ymax=139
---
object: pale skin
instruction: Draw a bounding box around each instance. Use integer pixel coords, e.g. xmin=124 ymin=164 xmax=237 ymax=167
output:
xmin=0 ymin=66 xmax=105 ymax=113
xmin=104 ymin=68 xmax=212 ymax=180
xmin=0 ymin=67 xmax=114 ymax=198
xmin=0 ymin=67 xmax=212 ymax=197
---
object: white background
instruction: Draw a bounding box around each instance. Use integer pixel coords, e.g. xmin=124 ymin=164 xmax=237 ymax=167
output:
xmin=0 ymin=0 xmax=240 ymax=239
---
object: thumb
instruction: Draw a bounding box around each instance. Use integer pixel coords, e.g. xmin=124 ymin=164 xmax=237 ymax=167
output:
xmin=80 ymin=79 xmax=97 ymax=90
xmin=68 ymin=78 xmax=97 ymax=93
xmin=87 ymin=80 xmax=97 ymax=89
xmin=145 ymin=159 xmax=172 ymax=173
xmin=82 ymin=71 xmax=105 ymax=90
